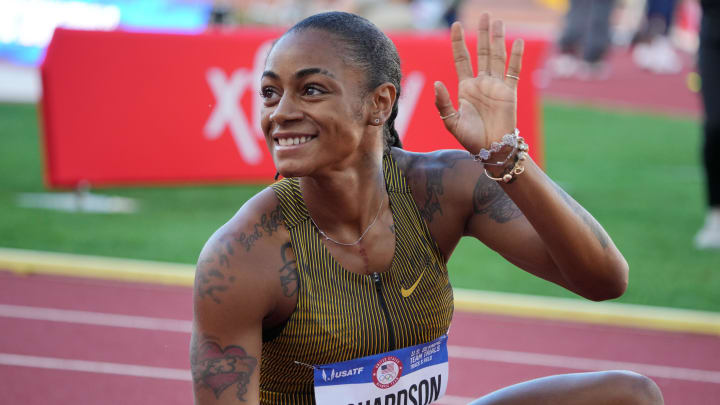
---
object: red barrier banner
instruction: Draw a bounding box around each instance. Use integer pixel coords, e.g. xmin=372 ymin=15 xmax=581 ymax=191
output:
xmin=41 ymin=28 xmax=547 ymax=188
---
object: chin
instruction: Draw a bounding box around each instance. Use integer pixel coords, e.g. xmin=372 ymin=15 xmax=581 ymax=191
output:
xmin=274 ymin=161 xmax=308 ymax=179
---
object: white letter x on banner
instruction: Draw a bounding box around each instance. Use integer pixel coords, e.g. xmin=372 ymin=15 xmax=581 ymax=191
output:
xmin=204 ymin=67 xmax=262 ymax=165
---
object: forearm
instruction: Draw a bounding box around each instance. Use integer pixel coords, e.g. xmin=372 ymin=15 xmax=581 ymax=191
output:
xmin=497 ymin=158 xmax=628 ymax=300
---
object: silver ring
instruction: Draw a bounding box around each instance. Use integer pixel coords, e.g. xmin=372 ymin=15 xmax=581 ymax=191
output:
xmin=440 ymin=112 xmax=457 ymax=120
xmin=506 ymin=74 xmax=520 ymax=80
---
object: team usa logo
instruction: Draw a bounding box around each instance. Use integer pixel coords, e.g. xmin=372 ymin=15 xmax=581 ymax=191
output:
xmin=372 ymin=356 xmax=403 ymax=389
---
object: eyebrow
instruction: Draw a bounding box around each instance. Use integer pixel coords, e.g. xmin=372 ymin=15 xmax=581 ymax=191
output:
xmin=261 ymin=68 xmax=335 ymax=80
xmin=295 ymin=67 xmax=335 ymax=79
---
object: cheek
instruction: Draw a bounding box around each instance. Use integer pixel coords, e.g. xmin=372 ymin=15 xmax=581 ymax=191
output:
xmin=260 ymin=107 xmax=273 ymax=137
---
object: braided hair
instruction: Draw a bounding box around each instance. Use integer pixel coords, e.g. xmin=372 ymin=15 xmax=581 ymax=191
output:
xmin=284 ymin=12 xmax=403 ymax=151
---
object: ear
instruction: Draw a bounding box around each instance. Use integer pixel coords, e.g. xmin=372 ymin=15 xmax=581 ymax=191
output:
xmin=368 ymin=83 xmax=397 ymax=126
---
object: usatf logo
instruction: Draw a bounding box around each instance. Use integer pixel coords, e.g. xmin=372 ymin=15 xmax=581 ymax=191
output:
xmin=372 ymin=356 xmax=403 ymax=389
xmin=321 ymin=366 xmax=364 ymax=382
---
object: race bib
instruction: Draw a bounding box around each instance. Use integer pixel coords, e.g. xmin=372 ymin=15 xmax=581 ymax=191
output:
xmin=313 ymin=335 xmax=448 ymax=405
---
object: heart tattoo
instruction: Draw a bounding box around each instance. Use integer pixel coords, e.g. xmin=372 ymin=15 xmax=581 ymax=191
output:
xmin=191 ymin=340 xmax=258 ymax=401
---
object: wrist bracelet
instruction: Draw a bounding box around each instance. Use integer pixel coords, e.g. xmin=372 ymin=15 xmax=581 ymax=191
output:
xmin=484 ymin=138 xmax=529 ymax=183
xmin=473 ymin=128 xmax=521 ymax=166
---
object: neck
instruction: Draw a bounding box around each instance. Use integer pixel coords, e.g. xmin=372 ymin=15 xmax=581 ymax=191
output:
xmin=301 ymin=150 xmax=387 ymax=241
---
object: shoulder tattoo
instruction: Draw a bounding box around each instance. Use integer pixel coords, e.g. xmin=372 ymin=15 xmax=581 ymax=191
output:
xmin=472 ymin=177 xmax=522 ymax=223
xmin=191 ymin=336 xmax=257 ymax=402
xmin=404 ymin=152 xmax=464 ymax=223
xmin=196 ymin=204 xmax=285 ymax=304
xmin=233 ymin=204 xmax=284 ymax=252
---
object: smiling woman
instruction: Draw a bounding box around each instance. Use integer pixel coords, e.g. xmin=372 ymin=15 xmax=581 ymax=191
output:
xmin=190 ymin=11 xmax=664 ymax=405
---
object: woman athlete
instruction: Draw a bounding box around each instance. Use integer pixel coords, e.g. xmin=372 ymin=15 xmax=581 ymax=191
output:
xmin=191 ymin=11 xmax=664 ymax=405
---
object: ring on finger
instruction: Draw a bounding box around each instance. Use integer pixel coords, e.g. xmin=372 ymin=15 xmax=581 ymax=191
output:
xmin=505 ymin=74 xmax=520 ymax=80
xmin=440 ymin=112 xmax=458 ymax=120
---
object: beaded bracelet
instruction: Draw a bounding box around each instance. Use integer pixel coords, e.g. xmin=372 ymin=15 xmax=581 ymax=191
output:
xmin=484 ymin=137 xmax=529 ymax=183
xmin=473 ymin=129 xmax=521 ymax=166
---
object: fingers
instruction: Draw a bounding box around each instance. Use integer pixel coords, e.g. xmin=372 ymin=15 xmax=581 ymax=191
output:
xmin=434 ymin=81 xmax=458 ymax=127
xmin=476 ymin=13 xmax=490 ymax=75
xmin=505 ymin=39 xmax=524 ymax=89
xmin=451 ymin=22 xmax=473 ymax=81
xmin=490 ymin=20 xmax=507 ymax=79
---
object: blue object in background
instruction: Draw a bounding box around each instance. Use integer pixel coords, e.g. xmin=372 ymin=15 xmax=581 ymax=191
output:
xmin=0 ymin=0 xmax=212 ymax=66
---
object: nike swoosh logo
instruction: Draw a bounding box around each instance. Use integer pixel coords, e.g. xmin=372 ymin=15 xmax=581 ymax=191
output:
xmin=400 ymin=270 xmax=425 ymax=298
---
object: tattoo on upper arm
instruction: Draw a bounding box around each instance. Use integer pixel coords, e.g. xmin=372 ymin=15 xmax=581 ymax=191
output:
xmin=552 ymin=184 xmax=610 ymax=249
xmin=472 ymin=177 xmax=522 ymax=223
xmin=234 ymin=205 xmax=284 ymax=252
xmin=278 ymin=242 xmax=298 ymax=297
xmin=191 ymin=337 xmax=258 ymax=401
xmin=196 ymin=205 xmax=284 ymax=304
xmin=196 ymin=263 xmax=236 ymax=304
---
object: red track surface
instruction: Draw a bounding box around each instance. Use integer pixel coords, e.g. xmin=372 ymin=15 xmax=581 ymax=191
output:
xmin=541 ymin=48 xmax=701 ymax=117
xmin=1 ymin=271 xmax=719 ymax=404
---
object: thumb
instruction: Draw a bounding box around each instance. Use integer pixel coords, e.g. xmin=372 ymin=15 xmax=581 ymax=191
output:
xmin=434 ymin=81 xmax=458 ymax=127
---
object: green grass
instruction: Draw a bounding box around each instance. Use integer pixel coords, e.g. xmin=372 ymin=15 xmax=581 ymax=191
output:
xmin=1 ymin=102 xmax=718 ymax=311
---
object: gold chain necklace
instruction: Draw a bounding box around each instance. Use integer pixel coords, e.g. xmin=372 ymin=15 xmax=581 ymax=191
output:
xmin=309 ymin=196 xmax=384 ymax=246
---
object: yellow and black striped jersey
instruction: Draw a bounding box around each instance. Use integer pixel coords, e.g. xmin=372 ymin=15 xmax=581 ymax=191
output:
xmin=261 ymin=153 xmax=454 ymax=404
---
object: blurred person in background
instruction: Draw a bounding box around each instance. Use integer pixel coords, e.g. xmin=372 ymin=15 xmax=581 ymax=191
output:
xmin=191 ymin=10 xmax=664 ymax=404
xmin=694 ymin=0 xmax=720 ymax=249
xmin=551 ymin=0 xmax=617 ymax=80
xmin=631 ymin=0 xmax=682 ymax=74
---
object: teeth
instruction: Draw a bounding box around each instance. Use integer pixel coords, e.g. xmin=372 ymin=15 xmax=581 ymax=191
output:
xmin=277 ymin=136 xmax=313 ymax=146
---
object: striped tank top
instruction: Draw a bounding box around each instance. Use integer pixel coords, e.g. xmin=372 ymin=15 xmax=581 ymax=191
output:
xmin=261 ymin=153 xmax=454 ymax=404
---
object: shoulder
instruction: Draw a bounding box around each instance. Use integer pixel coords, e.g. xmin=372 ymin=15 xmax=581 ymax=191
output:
xmin=194 ymin=187 xmax=291 ymax=321
xmin=390 ymin=147 xmax=488 ymax=258
xmin=390 ymin=147 xmax=471 ymax=177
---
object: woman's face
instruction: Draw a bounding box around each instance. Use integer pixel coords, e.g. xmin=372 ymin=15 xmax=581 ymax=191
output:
xmin=260 ymin=30 xmax=374 ymax=178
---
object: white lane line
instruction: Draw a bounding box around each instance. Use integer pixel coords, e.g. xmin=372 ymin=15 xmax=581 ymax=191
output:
xmin=3 ymin=304 xmax=718 ymax=386
xmin=0 ymin=304 xmax=192 ymax=333
xmin=449 ymin=346 xmax=720 ymax=384
xmin=1 ymin=352 xmax=475 ymax=403
xmin=0 ymin=353 xmax=191 ymax=381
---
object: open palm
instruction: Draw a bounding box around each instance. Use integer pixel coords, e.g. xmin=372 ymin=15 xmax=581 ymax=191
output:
xmin=434 ymin=14 xmax=525 ymax=155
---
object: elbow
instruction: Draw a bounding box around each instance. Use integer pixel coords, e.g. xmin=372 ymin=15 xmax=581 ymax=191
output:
xmin=585 ymin=259 xmax=629 ymax=302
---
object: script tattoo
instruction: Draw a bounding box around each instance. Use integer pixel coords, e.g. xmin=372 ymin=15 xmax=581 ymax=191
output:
xmin=552 ymin=183 xmax=609 ymax=249
xmin=191 ymin=338 xmax=257 ymax=401
xmin=472 ymin=177 xmax=522 ymax=223
xmin=234 ymin=205 xmax=283 ymax=252
xmin=278 ymin=242 xmax=298 ymax=297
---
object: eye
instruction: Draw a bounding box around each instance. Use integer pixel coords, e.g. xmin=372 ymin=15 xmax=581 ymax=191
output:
xmin=260 ymin=87 xmax=278 ymax=100
xmin=303 ymin=85 xmax=326 ymax=96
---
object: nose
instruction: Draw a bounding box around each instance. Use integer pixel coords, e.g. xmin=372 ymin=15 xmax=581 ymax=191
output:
xmin=269 ymin=94 xmax=303 ymax=125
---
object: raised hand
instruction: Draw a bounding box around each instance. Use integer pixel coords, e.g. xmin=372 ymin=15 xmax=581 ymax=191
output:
xmin=434 ymin=14 xmax=524 ymax=155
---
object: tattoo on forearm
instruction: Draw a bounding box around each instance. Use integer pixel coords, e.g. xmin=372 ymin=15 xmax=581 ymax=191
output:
xmin=278 ymin=242 xmax=298 ymax=297
xmin=234 ymin=205 xmax=284 ymax=252
xmin=552 ymin=184 xmax=609 ymax=249
xmin=472 ymin=177 xmax=522 ymax=223
xmin=191 ymin=338 xmax=257 ymax=401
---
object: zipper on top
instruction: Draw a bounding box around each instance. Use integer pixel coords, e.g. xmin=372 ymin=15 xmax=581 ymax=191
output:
xmin=372 ymin=272 xmax=396 ymax=351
